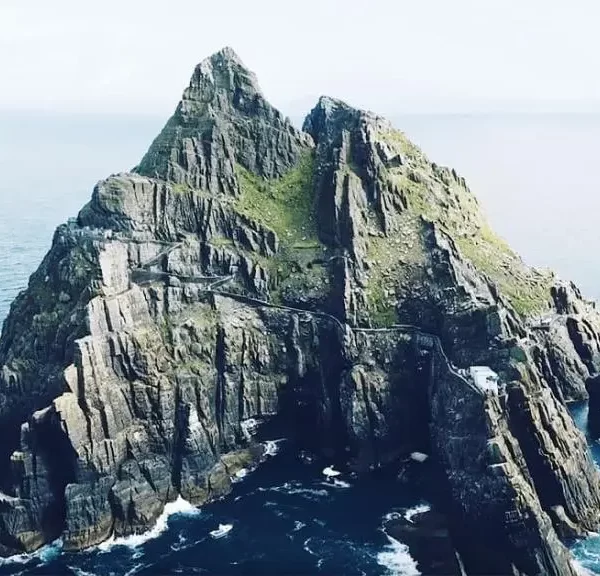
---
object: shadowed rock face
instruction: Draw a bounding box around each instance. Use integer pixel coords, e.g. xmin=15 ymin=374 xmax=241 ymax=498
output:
xmin=1 ymin=48 xmax=600 ymax=574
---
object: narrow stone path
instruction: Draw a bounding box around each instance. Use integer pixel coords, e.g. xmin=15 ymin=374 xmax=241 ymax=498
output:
xmin=138 ymin=241 xmax=184 ymax=269
xmin=207 ymin=287 xmax=482 ymax=396
xmin=129 ymin=262 xmax=483 ymax=396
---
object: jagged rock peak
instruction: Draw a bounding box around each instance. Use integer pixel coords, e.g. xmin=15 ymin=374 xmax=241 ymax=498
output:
xmin=183 ymin=46 xmax=263 ymax=114
xmin=135 ymin=47 xmax=312 ymax=189
xmin=303 ymin=95 xmax=391 ymax=145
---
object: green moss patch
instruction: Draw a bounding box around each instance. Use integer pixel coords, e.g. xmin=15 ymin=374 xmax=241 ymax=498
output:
xmin=234 ymin=151 xmax=318 ymax=248
xmin=208 ymin=236 xmax=236 ymax=248
xmin=172 ymin=183 xmax=192 ymax=194
xmin=232 ymin=151 xmax=332 ymax=306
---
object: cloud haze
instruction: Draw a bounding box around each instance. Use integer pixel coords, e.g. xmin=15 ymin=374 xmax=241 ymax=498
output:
xmin=1 ymin=0 xmax=598 ymax=115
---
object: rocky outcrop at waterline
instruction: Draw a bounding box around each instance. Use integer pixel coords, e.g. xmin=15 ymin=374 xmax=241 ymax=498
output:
xmin=2 ymin=47 xmax=600 ymax=574
xmin=383 ymin=507 xmax=466 ymax=576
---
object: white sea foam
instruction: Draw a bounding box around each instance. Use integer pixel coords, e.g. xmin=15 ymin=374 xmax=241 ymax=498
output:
xmin=289 ymin=488 xmax=328 ymax=500
xmin=96 ymin=496 xmax=200 ymax=552
xmin=404 ymin=504 xmax=431 ymax=523
xmin=0 ymin=538 xmax=63 ymax=567
xmin=68 ymin=568 xmax=98 ymax=576
xmin=272 ymin=482 xmax=329 ymax=499
xmin=263 ymin=438 xmax=285 ymax=457
xmin=240 ymin=418 xmax=261 ymax=440
xmin=376 ymin=534 xmax=421 ymax=576
xmin=123 ymin=562 xmax=146 ymax=576
xmin=293 ymin=520 xmax=306 ymax=532
xmin=170 ymin=532 xmax=188 ymax=552
xmin=234 ymin=467 xmax=248 ymax=480
xmin=572 ymin=535 xmax=600 ymax=570
xmin=377 ymin=508 xmax=424 ymax=575
xmin=303 ymin=537 xmax=317 ymax=557
xmin=572 ymin=558 xmax=595 ymax=576
xmin=330 ymin=479 xmax=352 ymax=489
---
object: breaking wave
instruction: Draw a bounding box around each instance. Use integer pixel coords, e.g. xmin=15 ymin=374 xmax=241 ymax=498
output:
xmin=96 ymin=496 xmax=200 ymax=553
xmin=376 ymin=533 xmax=421 ymax=576
xmin=377 ymin=507 xmax=427 ymax=576
xmin=233 ymin=467 xmax=249 ymax=481
xmin=0 ymin=539 xmax=63 ymax=568
xmin=0 ymin=437 xmax=426 ymax=576
xmin=572 ymin=533 xmax=600 ymax=575
xmin=263 ymin=439 xmax=286 ymax=457
xmin=404 ymin=503 xmax=431 ymax=522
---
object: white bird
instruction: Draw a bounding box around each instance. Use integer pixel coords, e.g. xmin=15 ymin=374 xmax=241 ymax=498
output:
xmin=322 ymin=465 xmax=341 ymax=478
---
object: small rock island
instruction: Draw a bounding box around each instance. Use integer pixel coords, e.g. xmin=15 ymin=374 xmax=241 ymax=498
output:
xmin=1 ymin=47 xmax=600 ymax=575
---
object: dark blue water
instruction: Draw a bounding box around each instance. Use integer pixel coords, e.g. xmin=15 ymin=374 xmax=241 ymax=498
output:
xmin=566 ymin=403 xmax=600 ymax=573
xmin=0 ymin=445 xmax=424 ymax=575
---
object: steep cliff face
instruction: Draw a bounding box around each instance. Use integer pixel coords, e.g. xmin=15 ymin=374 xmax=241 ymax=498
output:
xmin=135 ymin=46 xmax=311 ymax=190
xmin=1 ymin=47 xmax=600 ymax=574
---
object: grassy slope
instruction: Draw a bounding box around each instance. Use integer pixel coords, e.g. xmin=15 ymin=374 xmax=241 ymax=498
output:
xmin=234 ymin=151 xmax=319 ymax=248
xmin=366 ymin=125 xmax=553 ymax=319
xmin=167 ymin=124 xmax=551 ymax=323
xmin=233 ymin=151 xmax=328 ymax=303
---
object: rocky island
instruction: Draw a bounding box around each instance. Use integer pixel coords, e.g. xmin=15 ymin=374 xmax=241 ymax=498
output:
xmin=2 ymin=47 xmax=600 ymax=575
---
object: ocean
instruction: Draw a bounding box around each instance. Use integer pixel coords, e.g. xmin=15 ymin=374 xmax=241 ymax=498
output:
xmin=0 ymin=442 xmax=426 ymax=576
xmin=1 ymin=111 xmax=600 ymax=574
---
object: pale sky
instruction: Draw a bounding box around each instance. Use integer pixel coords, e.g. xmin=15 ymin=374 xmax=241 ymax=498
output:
xmin=1 ymin=0 xmax=599 ymax=116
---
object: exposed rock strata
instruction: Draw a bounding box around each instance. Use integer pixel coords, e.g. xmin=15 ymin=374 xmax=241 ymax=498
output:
xmin=1 ymin=48 xmax=600 ymax=575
